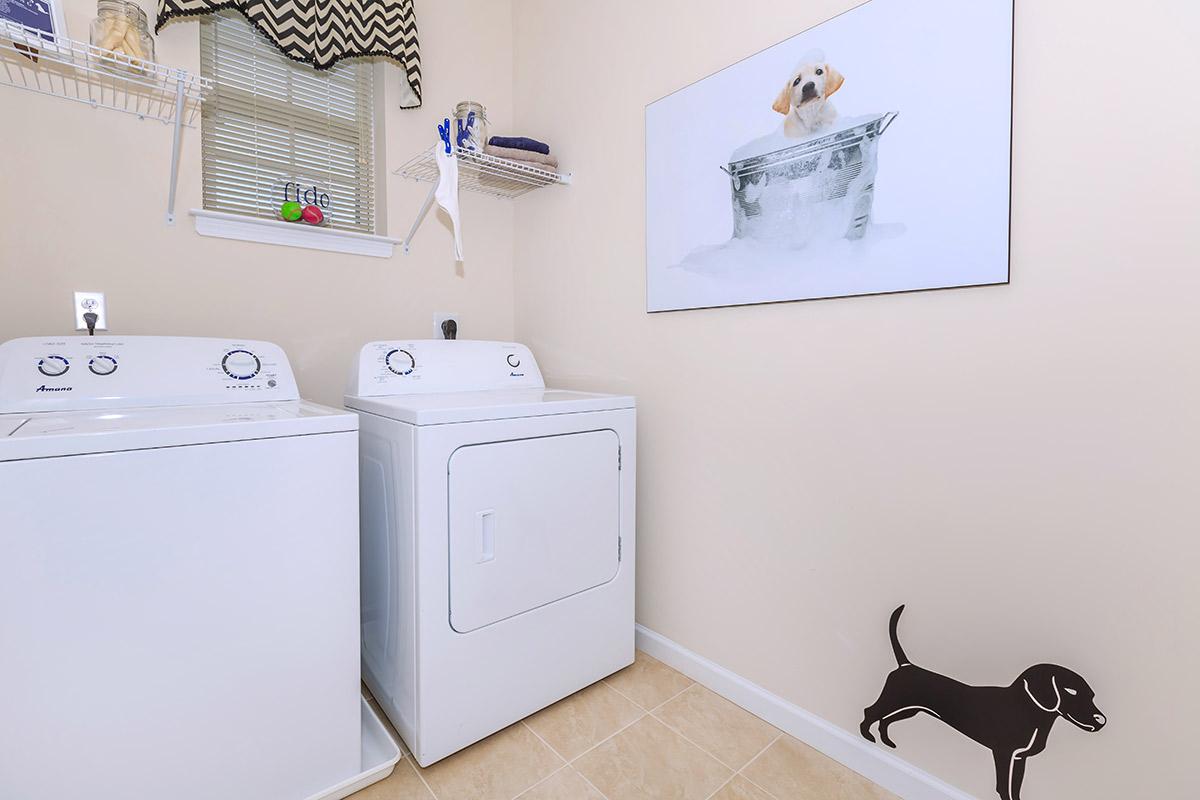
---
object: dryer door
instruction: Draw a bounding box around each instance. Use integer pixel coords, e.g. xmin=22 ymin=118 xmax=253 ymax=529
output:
xmin=448 ymin=430 xmax=621 ymax=633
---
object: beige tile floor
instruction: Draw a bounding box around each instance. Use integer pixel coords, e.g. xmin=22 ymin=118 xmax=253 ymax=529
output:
xmin=357 ymin=651 xmax=898 ymax=800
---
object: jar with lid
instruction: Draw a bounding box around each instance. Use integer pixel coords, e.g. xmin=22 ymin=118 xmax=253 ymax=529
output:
xmin=453 ymin=101 xmax=488 ymax=151
xmin=91 ymin=0 xmax=155 ymax=64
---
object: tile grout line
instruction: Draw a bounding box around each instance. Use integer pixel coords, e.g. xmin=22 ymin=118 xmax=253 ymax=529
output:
xmin=403 ymin=753 xmax=442 ymax=800
xmin=601 ymin=674 xmax=695 ymax=715
xmin=646 ymin=681 xmax=698 ymax=714
xmin=562 ymin=711 xmax=648 ymax=767
xmin=516 ymin=719 xmax=614 ymax=800
xmin=518 ymin=720 xmax=613 ymax=800
xmin=613 ymin=658 xmax=787 ymax=800
xmin=644 ymin=709 xmax=739 ymax=778
xmin=414 ymin=661 xmax=741 ymax=800
xmin=589 ymin=680 xmax=747 ymax=797
xmin=647 ymin=690 xmax=784 ymax=775
xmin=702 ymin=774 xmax=738 ymax=800
xmin=671 ymin=703 xmax=786 ymax=800
xmin=510 ymin=762 xmax=591 ymax=800
xmin=649 ymin=708 xmax=744 ymax=773
xmin=572 ymin=767 xmax=612 ymax=800
xmin=519 ymin=719 xmax=570 ymax=763
xmin=733 ymin=733 xmax=786 ymax=800
xmin=516 ymin=722 xmax=612 ymax=800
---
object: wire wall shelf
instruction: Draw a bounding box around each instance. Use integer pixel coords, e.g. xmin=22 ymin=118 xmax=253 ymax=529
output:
xmin=0 ymin=20 xmax=211 ymax=224
xmin=0 ymin=20 xmax=210 ymax=126
xmin=394 ymin=145 xmax=571 ymax=200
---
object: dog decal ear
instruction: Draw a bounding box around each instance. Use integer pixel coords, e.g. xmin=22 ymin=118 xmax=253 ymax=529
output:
xmin=772 ymin=84 xmax=792 ymax=115
xmin=824 ymin=65 xmax=845 ymax=98
xmin=1024 ymin=673 xmax=1061 ymax=713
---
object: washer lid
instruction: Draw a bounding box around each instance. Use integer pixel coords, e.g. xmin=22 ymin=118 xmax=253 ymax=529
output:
xmin=345 ymin=388 xmax=635 ymax=425
xmin=0 ymin=400 xmax=356 ymax=461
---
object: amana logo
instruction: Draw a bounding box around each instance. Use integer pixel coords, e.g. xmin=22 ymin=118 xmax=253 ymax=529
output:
xmin=35 ymin=385 xmax=72 ymax=392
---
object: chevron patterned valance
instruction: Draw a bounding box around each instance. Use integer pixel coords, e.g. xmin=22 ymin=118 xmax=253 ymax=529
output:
xmin=156 ymin=0 xmax=421 ymax=106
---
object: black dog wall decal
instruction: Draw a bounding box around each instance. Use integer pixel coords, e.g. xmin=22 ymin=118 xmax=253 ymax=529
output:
xmin=861 ymin=606 xmax=1105 ymax=800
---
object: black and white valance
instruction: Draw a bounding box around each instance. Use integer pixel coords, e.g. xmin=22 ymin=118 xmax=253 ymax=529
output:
xmin=156 ymin=0 xmax=421 ymax=106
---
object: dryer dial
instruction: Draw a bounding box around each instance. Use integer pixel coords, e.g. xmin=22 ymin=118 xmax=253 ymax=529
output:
xmin=37 ymin=355 xmax=70 ymax=377
xmin=89 ymin=355 xmax=118 ymax=376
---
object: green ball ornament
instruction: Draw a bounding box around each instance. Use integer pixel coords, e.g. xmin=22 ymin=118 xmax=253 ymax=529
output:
xmin=280 ymin=201 xmax=303 ymax=221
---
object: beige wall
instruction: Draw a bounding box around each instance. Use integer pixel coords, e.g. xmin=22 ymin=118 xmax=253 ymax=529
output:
xmin=512 ymin=1 xmax=1198 ymax=798
xmin=0 ymin=0 xmax=516 ymax=407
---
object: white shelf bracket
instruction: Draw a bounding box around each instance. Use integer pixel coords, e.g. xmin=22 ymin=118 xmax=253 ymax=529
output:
xmin=402 ymin=182 xmax=439 ymax=255
xmin=165 ymin=73 xmax=188 ymax=226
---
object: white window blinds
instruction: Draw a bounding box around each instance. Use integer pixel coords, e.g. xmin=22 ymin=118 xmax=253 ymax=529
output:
xmin=199 ymin=12 xmax=376 ymax=234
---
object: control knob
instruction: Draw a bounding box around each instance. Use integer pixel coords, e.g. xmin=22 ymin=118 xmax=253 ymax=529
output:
xmin=37 ymin=355 xmax=70 ymax=377
xmin=89 ymin=355 xmax=118 ymax=376
xmin=386 ymin=348 xmax=415 ymax=376
xmin=222 ymin=349 xmax=261 ymax=380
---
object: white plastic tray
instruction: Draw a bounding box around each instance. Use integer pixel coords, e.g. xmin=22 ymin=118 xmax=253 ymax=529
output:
xmin=305 ymin=696 xmax=402 ymax=800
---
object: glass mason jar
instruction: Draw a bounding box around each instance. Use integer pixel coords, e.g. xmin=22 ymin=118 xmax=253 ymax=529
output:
xmin=453 ymin=101 xmax=488 ymax=151
xmin=91 ymin=0 xmax=155 ymax=64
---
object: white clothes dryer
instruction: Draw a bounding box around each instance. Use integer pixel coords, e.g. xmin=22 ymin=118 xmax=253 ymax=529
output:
xmin=346 ymin=340 xmax=636 ymax=766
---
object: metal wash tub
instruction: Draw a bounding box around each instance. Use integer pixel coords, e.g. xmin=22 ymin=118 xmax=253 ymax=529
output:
xmin=723 ymin=112 xmax=898 ymax=246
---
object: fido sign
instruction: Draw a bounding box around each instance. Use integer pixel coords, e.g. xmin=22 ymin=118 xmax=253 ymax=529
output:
xmin=274 ymin=178 xmax=332 ymax=226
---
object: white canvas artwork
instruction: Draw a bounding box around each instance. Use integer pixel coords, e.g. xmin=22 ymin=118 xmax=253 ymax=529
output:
xmin=645 ymin=0 xmax=1013 ymax=312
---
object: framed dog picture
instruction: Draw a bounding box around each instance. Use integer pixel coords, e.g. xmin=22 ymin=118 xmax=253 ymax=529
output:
xmin=645 ymin=0 xmax=1014 ymax=312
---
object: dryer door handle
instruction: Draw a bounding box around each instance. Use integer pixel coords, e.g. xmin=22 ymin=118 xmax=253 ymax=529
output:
xmin=477 ymin=509 xmax=496 ymax=564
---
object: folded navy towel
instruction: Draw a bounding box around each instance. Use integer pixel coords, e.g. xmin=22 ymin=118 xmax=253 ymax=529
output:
xmin=488 ymin=136 xmax=550 ymax=155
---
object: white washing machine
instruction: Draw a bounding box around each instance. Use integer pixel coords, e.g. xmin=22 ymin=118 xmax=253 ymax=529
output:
xmin=0 ymin=336 xmax=398 ymax=800
xmin=346 ymin=340 xmax=636 ymax=766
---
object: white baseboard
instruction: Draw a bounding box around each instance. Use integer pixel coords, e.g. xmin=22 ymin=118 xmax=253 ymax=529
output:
xmin=635 ymin=625 xmax=978 ymax=800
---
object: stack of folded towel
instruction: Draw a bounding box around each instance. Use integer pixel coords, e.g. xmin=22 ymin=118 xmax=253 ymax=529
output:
xmin=484 ymin=136 xmax=559 ymax=171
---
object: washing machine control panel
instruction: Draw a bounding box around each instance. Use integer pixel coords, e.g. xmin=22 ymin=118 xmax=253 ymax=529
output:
xmin=0 ymin=336 xmax=301 ymax=413
xmin=349 ymin=340 xmax=544 ymax=397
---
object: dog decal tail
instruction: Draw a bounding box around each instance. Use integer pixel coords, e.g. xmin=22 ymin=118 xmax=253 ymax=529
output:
xmin=890 ymin=605 xmax=911 ymax=667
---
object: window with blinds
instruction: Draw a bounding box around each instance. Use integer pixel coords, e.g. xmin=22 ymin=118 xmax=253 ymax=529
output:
xmin=199 ymin=12 xmax=376 ymax=234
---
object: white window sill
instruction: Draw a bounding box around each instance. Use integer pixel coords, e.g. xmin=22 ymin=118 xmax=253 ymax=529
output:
xmin=190 ymin=210 xmax=399 ymax=258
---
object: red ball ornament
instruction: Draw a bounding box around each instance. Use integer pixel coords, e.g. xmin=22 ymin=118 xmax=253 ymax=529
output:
xmin=301 ymin=205 xmax=325 ymax=225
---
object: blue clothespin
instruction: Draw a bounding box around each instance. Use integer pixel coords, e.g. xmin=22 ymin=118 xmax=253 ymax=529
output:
xmin=456 ymin=111 xmax=476 ymax=150
xmin=437 ymin=118 xmax=452 ymax=154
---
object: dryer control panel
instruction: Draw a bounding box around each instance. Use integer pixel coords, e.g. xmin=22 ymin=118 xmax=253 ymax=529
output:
xmin=348 ymin=340 xmax=544 ymax=397
xmin=0 ymin=336 xmax=300 ymax=413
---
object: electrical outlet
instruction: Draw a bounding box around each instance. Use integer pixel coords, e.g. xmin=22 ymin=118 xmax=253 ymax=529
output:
xmin=74 ymin=292 xmax=108 ymax=332
xmin=433 ymin=312 xmax=459 ymax=340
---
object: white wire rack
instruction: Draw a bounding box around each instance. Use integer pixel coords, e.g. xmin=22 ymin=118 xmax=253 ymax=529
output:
xmin=395 ymin=145 xmax=571 ymax=199
xmin=0 ymin=20 xmax=212 ymax=223
xmin=393 ymin=144 xmax=571 ymax=254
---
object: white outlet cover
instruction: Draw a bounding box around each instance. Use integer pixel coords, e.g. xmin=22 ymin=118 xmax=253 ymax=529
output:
xmin=74 ymin=292 xmax=108 ymax=331
xmin=433 ymin=312 xmax=459 ymax=339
